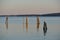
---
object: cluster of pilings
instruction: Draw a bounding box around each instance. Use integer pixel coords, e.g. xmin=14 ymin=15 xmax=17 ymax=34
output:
xmin=5 ymin=16 xmax=40 ymax=31
xmin=5 ymin=15 xmax=47 ymax=40
xmin=5 ymin=16 xmax=47 ymax=36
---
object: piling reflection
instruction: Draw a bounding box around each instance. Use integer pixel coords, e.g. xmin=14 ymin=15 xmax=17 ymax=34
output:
xmin=26 ymin=16 xmax=28 ymax=32
xmin=43 ymin=21 xmax=47 ymax=36
xmin=37 ymin=16 xmax=40 ymax=32
xmin=5 ymin=16 xmax=8 ymax=29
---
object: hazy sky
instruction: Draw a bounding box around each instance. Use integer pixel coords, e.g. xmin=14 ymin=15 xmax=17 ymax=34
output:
xmin=0 ymin=0 xmax=60 ymax=15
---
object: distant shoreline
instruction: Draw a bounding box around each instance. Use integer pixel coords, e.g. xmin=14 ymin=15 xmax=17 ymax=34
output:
xmin=0 ymin=13 xmax=60 ymax=17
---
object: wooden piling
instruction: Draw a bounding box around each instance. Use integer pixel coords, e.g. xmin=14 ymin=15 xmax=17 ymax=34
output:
xmin=26 ymin=16 xmax=28 ymax=32
xmin=43 ymin=21 xmax=47 ymax=36
xmin=37 ymin=16 xmax=40 ymax=31
xmin=5 ymin=16 xmax=8 ymax=29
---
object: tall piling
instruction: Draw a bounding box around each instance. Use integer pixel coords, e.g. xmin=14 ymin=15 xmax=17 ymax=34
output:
xmin=5 ymin=16 xmax=8 ymax=29
xmin=26 ymin=16 xmax=28 ymax=32
xmin=37 ymin=16 xmax=40 ymax=31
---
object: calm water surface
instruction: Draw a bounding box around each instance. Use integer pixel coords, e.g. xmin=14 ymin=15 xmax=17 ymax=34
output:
xmin=0 ymin=16 xmax=60 ymax=40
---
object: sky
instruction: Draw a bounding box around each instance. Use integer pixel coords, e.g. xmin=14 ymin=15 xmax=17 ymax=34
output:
xmin=0 ymin=0 xmax=60 ymax=15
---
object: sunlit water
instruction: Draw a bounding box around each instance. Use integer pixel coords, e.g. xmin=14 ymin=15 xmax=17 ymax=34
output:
xmin=0 ymin=16 xmax=60 ymax=40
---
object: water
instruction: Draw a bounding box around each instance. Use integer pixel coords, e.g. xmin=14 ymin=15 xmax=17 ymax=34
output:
xmin=0 ymin=16 xmax=60 ymax=40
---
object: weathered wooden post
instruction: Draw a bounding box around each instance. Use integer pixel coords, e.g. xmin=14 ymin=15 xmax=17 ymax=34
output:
xmin=26 ymin=16 xmax=28 ymax=32
xmin=43 ymin=21 xmax=47 ymax=36
xmin=5 ymin=16 xmax=8 ymax=29
xmin=37 ymin=16 xmax=40 ymax=31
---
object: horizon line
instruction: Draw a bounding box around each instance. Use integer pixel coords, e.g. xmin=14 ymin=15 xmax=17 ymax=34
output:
xmin=0 ymin=13 xmax=60 ymax=17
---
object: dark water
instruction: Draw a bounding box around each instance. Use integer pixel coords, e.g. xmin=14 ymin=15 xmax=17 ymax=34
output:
xmin=0 ymin=16 xmax=60 ymax=40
